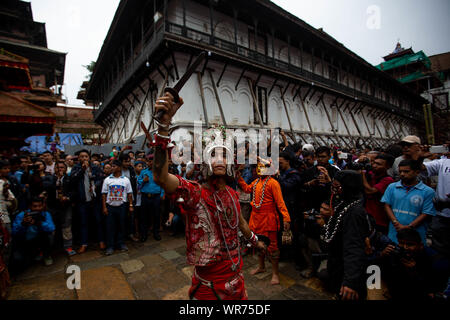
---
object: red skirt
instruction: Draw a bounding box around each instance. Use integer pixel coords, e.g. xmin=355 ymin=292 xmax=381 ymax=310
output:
xmin=189 ymin=259 xmax=247 ymax=300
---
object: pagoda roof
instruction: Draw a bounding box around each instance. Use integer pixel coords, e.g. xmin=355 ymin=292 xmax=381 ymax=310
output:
xmin=0 ymin=90 xmax=56 ymax=124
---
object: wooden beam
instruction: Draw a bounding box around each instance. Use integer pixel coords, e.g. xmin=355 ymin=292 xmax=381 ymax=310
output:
xmin=335 ymin=98 xmax=355 ymax=147
xmin=197 ymin=72 xmax=210 ymax=127
xmin=207 ymin=69 xmax=227 ymax=127
xmin=126 ymin=84 xmax=153 ymax=144
xmin=235 ymin=67 xmax=246 ymax=90
xmin=320 ymin=98 xmax=350 ymax=149
xmin=171 ymin=51 xmax=179 ymax=80
xmin=297 ymin=93 xmax=319 ymax=146
xmin=247 ymin=78 xmax=264 ymax=128
xmin=216 ymin=61 xmax=228 ymax=87
xmin=279 ymin=86 xmax=297 ymax=143
xmin=140 ymin=72 xmax=169 ymax=149
xmin=292 ymin=84 xmax=302 ymax=101
xmin=268 ymin=78 xmax=278 ymax=96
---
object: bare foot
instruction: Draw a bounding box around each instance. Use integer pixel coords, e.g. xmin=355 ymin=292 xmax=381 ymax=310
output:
xmin=250 ymin=267 xmax=266 ymax=275
xmin=271 ymin=273 xmax=280 ymax=285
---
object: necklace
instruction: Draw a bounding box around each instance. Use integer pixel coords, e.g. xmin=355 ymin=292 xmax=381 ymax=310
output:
xmin=213 ymin=188 xmax=239 ymax=229
xmin=252 ymin=176 xmax=271 ymax=209
xmin=210 ymin=187 xmax=241 ymax=271
xmin=321 ymin=199 xmax=361 ymax=243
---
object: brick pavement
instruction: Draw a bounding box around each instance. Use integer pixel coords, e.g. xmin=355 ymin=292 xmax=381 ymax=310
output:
xmin=6 ymin=230 xmax=334 ymax=300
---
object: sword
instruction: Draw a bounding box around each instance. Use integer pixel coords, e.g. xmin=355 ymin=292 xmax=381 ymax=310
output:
xmin=153 ymin=51 xmax=208 ymax=121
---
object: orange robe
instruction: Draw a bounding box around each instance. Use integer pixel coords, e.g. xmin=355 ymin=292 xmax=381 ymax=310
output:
xmin=237 ymin=176 xmax=290 ymax=236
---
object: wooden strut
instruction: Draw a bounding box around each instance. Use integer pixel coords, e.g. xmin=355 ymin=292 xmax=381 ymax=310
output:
xmin=216 ymin=61 xmax=228 ymax=87
xmin=372 ymin=109 xmax=386 ymax=146
xmin=103 ymin=117 xmax=114 ymax=144
xmin=107 ymin=108 xmax=124 ymax=143
xmin=235 ymin=68 xmax=246 ymax=91
xmin=117 ymin=98 xmax=137 ymax=143
xmin=108 ymin=114 xmax=121 ymax=143
xmin=359 ymin=106 xmax=381 ymax=148
xmin=247 ymin=78 xmax=264 ymax=128
xmin=126 ymin=83 xmax=153 ymax=144
xmin=207 ymin=69 xmax=227 ymax=127
xmin=170 ymin=51 xmax=179 ymax=80
xmin=268 ymin=78 xmax=278 ymax=96
xmin=388 ymin=118 xmax=402 ymax=141
xmin=293 ymin=85 xmax=302 ymax=101
xmin=197 ymin=71 xmax=210 ymax=128
xmin=334 ymin=98 xmax=356 ymax=148
xmin=140 ymin=72 xmax=169 ymax=149
xmin=317 ymin=134 xmax=328 ymax=146
xmin=162 ymin=61 xmax=175 ymax=81
xmin=296 ymin=89 xmax=319 ymax=146
xmin=279 ymin=86 xmax=297 ymax=143
xmin=349 ymin=104 xmax=367 ymax=146
xmin=319 ymin=95 xmax=350 ymax=149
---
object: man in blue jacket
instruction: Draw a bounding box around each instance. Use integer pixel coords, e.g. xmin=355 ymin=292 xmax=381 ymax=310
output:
xmin=11 ymin=197 xmax=55 ymax=273
xmin=138 ymin=153 xmax=164 ymax=242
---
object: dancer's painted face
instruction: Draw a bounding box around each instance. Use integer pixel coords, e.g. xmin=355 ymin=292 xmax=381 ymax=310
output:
xmin=210 ymin=147 xmax=227 ymax=176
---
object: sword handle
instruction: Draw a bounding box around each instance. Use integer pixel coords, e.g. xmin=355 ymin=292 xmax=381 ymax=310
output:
xmin=154 ymin=87 xmax=180 ymax=121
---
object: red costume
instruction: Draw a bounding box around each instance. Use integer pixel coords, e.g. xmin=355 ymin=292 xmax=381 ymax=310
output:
xmin=169 ymin=175 xmax=247 ymax=300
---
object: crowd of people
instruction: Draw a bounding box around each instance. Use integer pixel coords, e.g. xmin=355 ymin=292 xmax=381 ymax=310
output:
xmin=0 ymin=126 xmax=449 ymax=300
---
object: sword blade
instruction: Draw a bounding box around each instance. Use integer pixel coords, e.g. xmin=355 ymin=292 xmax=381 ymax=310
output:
xmin=173 ymin=51 xmax=207 ymax=93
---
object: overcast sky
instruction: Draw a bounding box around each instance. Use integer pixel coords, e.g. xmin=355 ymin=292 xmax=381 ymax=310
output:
xmin=30 ymin=0 xmax=450 ymax=106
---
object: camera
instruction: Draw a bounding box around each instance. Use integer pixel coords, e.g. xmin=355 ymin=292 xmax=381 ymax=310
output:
xmin=27 ymin=211 xmax=43 ymax=222
xmin=349 ymin=159 xmax=372 ymax=171
xmin=391 ymin=244 xmax=412 ymax=261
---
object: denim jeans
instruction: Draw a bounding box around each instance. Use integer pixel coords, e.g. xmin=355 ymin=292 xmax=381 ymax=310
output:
xmin=140 ymin=195 xmax=161 ymax=238
xmin=79 ymin=199 xmax=104 ymax=246
xmin=106 ymin=204 xmax=127 ymax=250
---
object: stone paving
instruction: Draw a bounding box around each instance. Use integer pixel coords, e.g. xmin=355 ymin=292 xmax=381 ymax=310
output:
xmin=6 ymin=230 xmax=334 ymax=300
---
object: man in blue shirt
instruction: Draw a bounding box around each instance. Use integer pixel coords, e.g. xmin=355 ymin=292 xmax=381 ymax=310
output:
xmin=11 ymin=197 xmax=55 ymax=273
xmin=137 ymin=153 xmax=164 ymax=242
xmin=381 ymin=159 xmax=436 ymax=246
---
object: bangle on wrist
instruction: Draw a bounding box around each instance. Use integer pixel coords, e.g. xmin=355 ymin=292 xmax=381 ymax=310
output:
xmin=154 ymin=119 xmax=171 ymax=130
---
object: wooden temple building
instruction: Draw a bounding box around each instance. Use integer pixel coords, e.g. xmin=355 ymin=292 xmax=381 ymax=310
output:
xmin=86 ymin=0 xmax=427 ymax=149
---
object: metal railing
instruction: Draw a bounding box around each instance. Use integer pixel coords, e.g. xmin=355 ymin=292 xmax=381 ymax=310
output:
xmin=166 ymin=22 xmax=422 ymax=121
xmin=93 ymin=18 xmax=423 ymax=122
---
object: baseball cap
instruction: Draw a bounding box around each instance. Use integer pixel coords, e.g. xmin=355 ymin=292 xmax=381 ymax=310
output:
xmin=302 ymin=144 xmax=314 ymax=152
xmin=400 ymin=135 xmax=421 ymax=145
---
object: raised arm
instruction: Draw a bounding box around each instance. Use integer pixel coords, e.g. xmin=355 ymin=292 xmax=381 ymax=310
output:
xmin=150 ymin=93 xmax=184 ymax=194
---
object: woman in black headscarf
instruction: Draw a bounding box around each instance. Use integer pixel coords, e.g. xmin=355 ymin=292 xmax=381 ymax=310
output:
xmin=319 ymin=170 xmax=370 ymax=300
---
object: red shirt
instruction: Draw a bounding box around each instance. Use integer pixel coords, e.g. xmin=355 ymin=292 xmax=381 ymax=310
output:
xmin=168 ymin=175 xmax=241 ymax=267
xmin=365 ymin=172 xmax=394 ymax=227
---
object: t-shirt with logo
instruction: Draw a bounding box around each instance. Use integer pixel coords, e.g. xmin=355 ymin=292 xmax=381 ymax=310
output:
xmin=381 ymin=181 xmax=436 ymax=245
xmin=101 ymin=175 xmax=133 ymax=207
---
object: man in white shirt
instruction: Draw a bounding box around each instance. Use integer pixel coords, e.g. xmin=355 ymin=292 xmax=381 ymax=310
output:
xmin=102 ymin=160 xmax=134 ymax=255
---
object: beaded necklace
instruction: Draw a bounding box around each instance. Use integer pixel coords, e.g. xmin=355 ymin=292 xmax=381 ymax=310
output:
xmin=211 ymin=188 xmax=241 ymax=271
xmin=321 ymin=199 xmax=361 ymax=243
xmin=252 ymin=176 xmax=271 ymax=209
